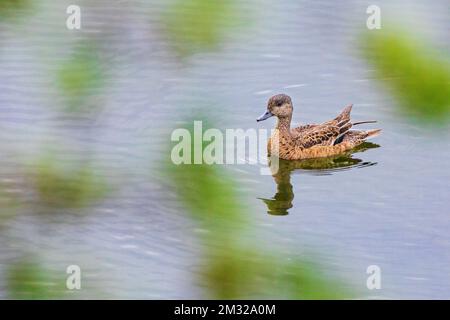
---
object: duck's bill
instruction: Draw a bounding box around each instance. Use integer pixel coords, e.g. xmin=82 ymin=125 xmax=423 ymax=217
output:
xmin=256 ymin=110 xmax=273 ymax=122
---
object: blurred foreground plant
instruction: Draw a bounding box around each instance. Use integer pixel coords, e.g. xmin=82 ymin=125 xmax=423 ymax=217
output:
xmin=165 ymin=121 xmax=351 ymax=299
xmin=169 ymin=161 xmax=245 ymax=235
xmin=362 ymin=30 xmax=450 ymax=123
xmin=57 ymin=45 xmax=105 ymax=113
xmin=6 ymin=258 xmax=66 ymax=299
xmin=29 ymin=155 xmax=109 ymax=208
xmin=163 ymin=0 xmax=244 ymax=57
xmin=206 ymin=247 xmax=349 ymax=299
xmin=0 ymin=0 xmax=32 ymax=21
xmin=6 ymin=257 xmax=107 ymax=299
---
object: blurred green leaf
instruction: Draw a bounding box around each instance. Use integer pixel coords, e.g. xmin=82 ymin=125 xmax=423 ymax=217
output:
xmin=7 ymin=258 xmax=66 ymax=299
xmin=57 ymin=46 xmax=104 ymax=113
xmin=30 ymin=155 xmax=109 ymax=208
xmin=206 ymin=247 xmax=350 ymax=299
xmin=7 ymin=257 xmax=111 ymax=299
xmin=362 ymin=30 xmax=450 ymax=123
xmin=163 ymin=0 xmax=242 ymax=56
xmin=166 ymin=162 xmax=245 ymax=230
xmin=165 ymin=119 xmax=246 ymax=235
xmin=0 ymin=0 xmax=32 ymax=21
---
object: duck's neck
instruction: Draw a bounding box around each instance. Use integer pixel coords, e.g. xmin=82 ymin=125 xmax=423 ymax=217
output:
xmin=276 ymin=116 xmax=292 ymax=132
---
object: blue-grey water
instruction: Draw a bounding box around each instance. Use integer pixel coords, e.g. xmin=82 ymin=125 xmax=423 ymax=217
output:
xmin=0 ymin=0 xmax=449 ymax=298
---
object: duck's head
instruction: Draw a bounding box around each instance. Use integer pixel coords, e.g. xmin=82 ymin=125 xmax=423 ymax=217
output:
xmin=256 ymin=94 xmax=293 ymax=122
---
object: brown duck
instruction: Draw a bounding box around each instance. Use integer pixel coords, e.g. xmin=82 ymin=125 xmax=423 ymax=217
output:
xmin=257 ymin=94 xmax=381 ymax=160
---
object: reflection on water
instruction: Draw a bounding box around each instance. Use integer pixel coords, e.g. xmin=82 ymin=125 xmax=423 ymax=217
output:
xmin=260 ymin=143 xmax=380 ymax=215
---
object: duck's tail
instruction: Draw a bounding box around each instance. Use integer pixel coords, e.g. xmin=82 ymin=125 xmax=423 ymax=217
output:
xmin=365 ymin=128 xmax=382 ymax=139
xmin=340 ymin=129 xmax=381 ymax=145
xmin=333 ymin=119 xmax=377 ymax=143
xmin=352 ymin=120 xmax=377 ymax=126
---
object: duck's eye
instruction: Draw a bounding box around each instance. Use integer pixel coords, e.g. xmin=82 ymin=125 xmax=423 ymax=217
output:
xmin=276 ymin=101 xmax=283 ymax=107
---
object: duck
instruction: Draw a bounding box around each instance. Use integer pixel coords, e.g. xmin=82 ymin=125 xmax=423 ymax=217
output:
xmin=256 ymin=94 xmax=381 ymax=160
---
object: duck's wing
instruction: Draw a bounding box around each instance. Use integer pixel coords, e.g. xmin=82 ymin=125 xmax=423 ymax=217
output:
xmin=291 ymin=124 xmax=318 ymax=139
xmin=294 ymin=124 xmax=341 ymax=148
xmin=293 ymin=105 xmax=354 ymax=148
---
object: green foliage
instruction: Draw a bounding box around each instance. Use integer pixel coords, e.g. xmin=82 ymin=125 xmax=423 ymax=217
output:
xmin=206 ymin=248 xmax=350 ymax=299
xmin=6 ymin=259 xmax=66 ymax=299
xmin=57 ymin=47 xmax=104 ymax=112
xmin=167 ymin=162 xmax=245 ymax=231
xmin=362 ymin=30 xmax=450 ymax=123
xmin=163 ymin=0 xmax=242 ymax=56
xmin=0 ymin=0 xmax=32 ymax=21
xmin=165 ymin=119 xmax=247 ymax=236
xmin=30 ymin=155 xmax=109 ymax=208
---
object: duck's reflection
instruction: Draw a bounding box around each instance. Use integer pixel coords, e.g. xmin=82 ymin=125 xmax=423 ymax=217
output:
xmin=259 ymin=142 xmax=380 ymax=215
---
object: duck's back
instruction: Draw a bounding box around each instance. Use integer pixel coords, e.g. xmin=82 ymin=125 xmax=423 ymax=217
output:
xmin=290 ymin=105 xmax=353 ymax=148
